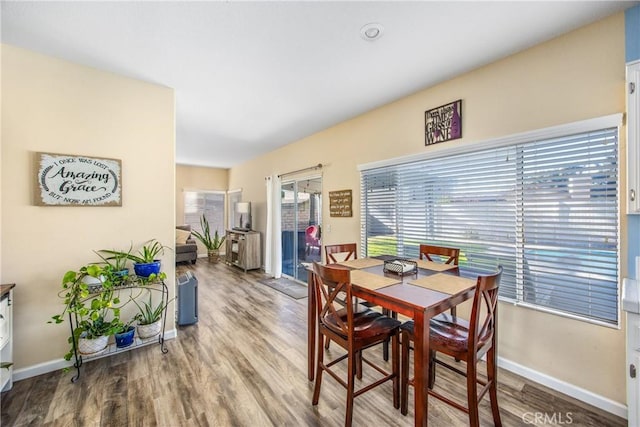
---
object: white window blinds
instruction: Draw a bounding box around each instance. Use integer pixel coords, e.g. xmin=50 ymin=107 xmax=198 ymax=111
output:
xmin=361 ymin=127 xmax=619 ymax=325
xmin=184 ymin=191 xmax=225 ymax=237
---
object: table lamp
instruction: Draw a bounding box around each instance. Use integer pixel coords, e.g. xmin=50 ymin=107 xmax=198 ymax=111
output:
xmin=237 ymin=202 xmax=251 ymax=230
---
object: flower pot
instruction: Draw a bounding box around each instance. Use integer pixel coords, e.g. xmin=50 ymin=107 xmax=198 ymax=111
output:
xmin=207 ymin=249 xmax=220 ymax=263
xmin=81 ymin=274 xmax=106 ymax=293
xmin=134 ymin=261 xmax=161 ymax=278
xmin=78 ymin=333 xmax=108 ymax=355
xmin=115 ymin=326 xmax=135 ymax=348
xmin=137 ymin=319 xmax=162 ymax=339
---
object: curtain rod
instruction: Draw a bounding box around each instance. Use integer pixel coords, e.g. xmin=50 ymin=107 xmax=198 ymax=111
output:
xmin=277 ymin=163 xmax=323 ymax=178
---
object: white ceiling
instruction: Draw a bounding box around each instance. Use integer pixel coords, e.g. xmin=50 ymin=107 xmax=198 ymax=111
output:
xmin=1 ymin=1 xmax=636 ymax=168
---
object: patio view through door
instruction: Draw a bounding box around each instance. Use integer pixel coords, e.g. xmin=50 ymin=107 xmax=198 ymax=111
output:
xmin=281 ymin=177 xmax=322 ymax=282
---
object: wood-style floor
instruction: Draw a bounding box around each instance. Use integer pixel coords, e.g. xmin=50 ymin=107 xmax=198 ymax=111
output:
xmin=1 ymin=261 xmax=626 ymax=426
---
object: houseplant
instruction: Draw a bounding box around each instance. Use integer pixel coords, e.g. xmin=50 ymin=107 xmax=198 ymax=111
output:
xmin=101 ymin=240 xmax=168 ymax=278
xmin=132 ymin=292 xmax=171 ymax=339
xmin=50 ymin=264 xmax=123 ymax=360
xmin=113 ymin=319 xmax=136 ymax=349
xmin=94 ymin=247 xmax=131 ymax=282
xmin=191 ymin=214 xmax=225 ymax=262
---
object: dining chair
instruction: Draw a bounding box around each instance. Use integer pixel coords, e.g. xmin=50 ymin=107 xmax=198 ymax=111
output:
xmin=311 ymin=262 xmax=400 ymax=427
xmin=324 ymin=243 xmax=358 ymax=264
xmin=400 ymin=266 xmax=503 ymax=427
xmin=419 ymin=244 xmax=460 ymax=266
xmin=323 ymin=243 xmax=366 ymax=355
xmin=420 ymin=244 xmax=461 ymax=318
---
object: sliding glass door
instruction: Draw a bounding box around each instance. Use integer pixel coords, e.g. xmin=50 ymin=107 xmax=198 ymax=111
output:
xmin=281 ymin=177 xmax=322 ymax=282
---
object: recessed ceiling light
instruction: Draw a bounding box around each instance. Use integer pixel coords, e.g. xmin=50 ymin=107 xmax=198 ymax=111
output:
xmin=360 ymin=23 xmax=384 ymax=42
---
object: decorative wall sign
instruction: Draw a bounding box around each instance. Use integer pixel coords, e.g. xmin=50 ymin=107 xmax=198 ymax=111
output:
xmin=35 ymin=152 xmax=122 ymax=206
xmin=425 ymin=99 xmax=462 ymax=145
xmin=329 ymin=189 xmax=352 ymax=217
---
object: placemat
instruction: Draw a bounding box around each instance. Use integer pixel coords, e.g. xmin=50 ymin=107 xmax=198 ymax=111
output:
xmin=350 ymin=270 xmax=400 ymax=290
xmin=338 ymin=258 xmax=385 ymax=269
xmin=408 ymin=273 xmax=476 ymax=295
xmin=411 ymin=259 xmax=459 ymax=272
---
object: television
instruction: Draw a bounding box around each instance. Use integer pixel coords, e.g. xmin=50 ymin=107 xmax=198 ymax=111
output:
xmin=234 ymin=201 xmax=252 ymax=231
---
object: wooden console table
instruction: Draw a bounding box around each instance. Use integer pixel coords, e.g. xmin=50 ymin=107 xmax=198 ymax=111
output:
xmin=225 ymin=229 xmax=261 ymax=272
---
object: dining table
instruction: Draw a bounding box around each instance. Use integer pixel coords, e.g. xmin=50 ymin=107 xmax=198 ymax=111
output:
xmin=306 ymin=255 xmax=477 ymax=427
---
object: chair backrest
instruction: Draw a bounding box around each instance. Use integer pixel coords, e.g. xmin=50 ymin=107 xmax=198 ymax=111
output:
xmin=419 ymin=244 xmax=460 ymax=265
xmin=324 ymin=243 xmax=358 ymax=264
xmin=312 ymin=262 xmax=354 ymax=338
xmin=468 ymin=266 xmax=503 ymax=354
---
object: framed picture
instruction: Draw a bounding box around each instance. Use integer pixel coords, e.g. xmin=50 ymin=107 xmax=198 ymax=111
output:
xmin=329 ymin=189 xmax=352 ymax=217
xmin=425 ymin=99 xmax=462 ymax=145
xmin=35 ymin=152 xmax=122 ymax=206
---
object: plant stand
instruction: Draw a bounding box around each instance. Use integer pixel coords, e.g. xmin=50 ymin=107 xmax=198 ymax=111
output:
xmin=67 ymin=279 xmax=169 ymax=383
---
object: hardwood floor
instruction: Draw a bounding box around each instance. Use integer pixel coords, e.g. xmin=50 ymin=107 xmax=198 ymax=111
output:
xmin=1 ymin=261 xmax=626 ymax=426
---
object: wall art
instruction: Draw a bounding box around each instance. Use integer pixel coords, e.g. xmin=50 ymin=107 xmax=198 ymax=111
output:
xmin=425 ymin=99 xmax=462 ymax=145
xmin=35 ymin=152 xmax=122 ymax=206
xmin=329 ymin=189 xmax=352 ymax=217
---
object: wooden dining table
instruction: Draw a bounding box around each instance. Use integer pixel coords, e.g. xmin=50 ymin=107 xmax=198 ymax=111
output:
xmin=306 ymin=256 xmax=477 ymax=427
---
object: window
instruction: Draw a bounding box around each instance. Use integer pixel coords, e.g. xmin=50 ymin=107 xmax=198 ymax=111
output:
xmin=184 ymin=191 xmax=225 ymax=238
xmin=361 ymin=121 xmax=619 ymax=325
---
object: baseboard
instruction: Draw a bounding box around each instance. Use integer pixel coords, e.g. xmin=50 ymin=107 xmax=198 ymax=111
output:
xmin=498 ymin=356 xmax=627 ymax=419
xmin=13 ymin=329 xmax=177 ymax=382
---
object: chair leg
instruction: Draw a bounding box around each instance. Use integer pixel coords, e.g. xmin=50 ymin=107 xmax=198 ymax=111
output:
xmin=392 ymin=333 xmax=400 ymax=409
xmin=400 ymin=331 xmax=410 ymax=416
xmin=346 ymin=347 xmax=355 ymax=427
xmin=381 ymin=309 xmax=397 ymax=361
xmin=466 ymin=357 xmax=480 ymax=427
xmin=451 ymin=306 xmax=460 ymax=362
xmin=312 ymin=335 xmax=325 ymax=405
xmin=356 ymin=351 xmax=363 ymax=380
xmin=487 ymin=347 xmax=502 ymax=426
xmin=325 ymin=338 xmax=331 ymax=350
xmin=428 ymin=350 xmax=436 ymax=389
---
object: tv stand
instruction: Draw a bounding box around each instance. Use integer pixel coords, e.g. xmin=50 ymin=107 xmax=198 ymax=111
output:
xmin=225 ymin=230 xmax=260 ymax=272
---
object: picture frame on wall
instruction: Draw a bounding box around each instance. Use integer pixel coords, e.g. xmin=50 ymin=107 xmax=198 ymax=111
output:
xmin=35 ymin=152 xmax=122 ymax=206
xmin=425 ymin=99 xmax=462 ymax=145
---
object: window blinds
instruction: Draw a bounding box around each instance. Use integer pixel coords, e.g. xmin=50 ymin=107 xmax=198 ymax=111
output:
xmin=361 ymin=127 xmax=619 ymax=325
xmin=184 ymin=191 xmax=225 ymax=237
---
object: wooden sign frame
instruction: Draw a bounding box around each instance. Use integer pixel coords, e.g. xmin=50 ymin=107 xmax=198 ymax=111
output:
xmin=425 ymin=99 xmax=462 ymax=145
xmin=329 ymin=189 xmax=352 ymax=217
xmin=35 ymin=152 xmax=122 ymax=206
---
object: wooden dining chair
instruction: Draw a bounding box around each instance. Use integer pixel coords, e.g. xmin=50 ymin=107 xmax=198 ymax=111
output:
xmin=420 ymin=244 xmax=461 ymax=318
xmin=311 ymin=262 xmax=400 ymax=427
xmin=419 ymin=244 xmax=460 ymax=266
xmin=400 ymin=266 xmax=503 ymax=427
xmin=325 ymin=243 xmax=358 ymax=264
xmin=324 ymin=243 xmax=374 ymax=358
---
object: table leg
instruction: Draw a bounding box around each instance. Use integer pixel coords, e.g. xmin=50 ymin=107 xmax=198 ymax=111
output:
xmin=413 ymin=311 xmax=428 ymax=427
xmin=308 ymin=269 xmax=316 ymax=381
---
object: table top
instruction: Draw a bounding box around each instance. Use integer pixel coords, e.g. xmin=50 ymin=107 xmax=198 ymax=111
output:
xmin=331 ymin=257 xmax=476 ymax=314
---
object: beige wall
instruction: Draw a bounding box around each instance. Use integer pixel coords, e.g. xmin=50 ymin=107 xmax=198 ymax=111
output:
xmin=1 ymin=45 xmax=176 ymax=370
xmin=175 ymin=164 xmax=228 ymax=255
xmin=228 ymin=14 xmax=627 ymax=403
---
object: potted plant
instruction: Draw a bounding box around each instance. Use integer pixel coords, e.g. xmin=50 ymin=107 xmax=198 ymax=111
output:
xmin=94 ymin=247 xmax=131 ymax=281
xmin=50 ymin=264 xmax=123 ymax=360
xmin=191 ymin=214 xmax=225 ymax=262
xmin=77 ymin=315 xmax=121 ymax=355
xmin=132 ymin=292 xmax=171 ymax=339
xmin=101 ymin=239 xmax=168 ymax=278
xmin=113 ymin=319 xmax=136 ymax=349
